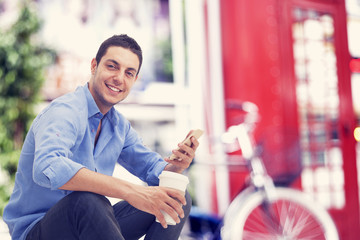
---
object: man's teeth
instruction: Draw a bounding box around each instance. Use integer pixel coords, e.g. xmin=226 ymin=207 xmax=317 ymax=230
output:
xmin=107 ymin=85 xmax=121 ymax=92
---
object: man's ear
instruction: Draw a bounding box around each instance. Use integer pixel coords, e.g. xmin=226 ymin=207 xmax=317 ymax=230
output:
xmin=91 ymin=58 xmax=97 ymax=75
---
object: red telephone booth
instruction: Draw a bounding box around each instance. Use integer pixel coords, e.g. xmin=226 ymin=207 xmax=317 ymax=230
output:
xmin=220 ymin=0 xmax=359 ymax=239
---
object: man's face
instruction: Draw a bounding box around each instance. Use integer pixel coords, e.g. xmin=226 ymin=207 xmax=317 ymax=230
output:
xmin=89 ymin=46 xmax=139 ymax=113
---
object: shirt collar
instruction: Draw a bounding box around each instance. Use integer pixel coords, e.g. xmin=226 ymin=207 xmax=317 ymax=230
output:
xmin=106 ymin=107 xmax=120 ymax=126
xmin=82 ymin=83 xmax=120 ymax=126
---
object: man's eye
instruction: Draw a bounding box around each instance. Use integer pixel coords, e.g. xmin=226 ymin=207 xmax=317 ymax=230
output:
xmin=126 ymin=72 xmax=135 ymax=78
xmin=107 ymin=64 xmax=116 ymax=69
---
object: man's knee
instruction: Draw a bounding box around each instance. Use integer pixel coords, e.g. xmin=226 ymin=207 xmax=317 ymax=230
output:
xmin=66 ymin=192 xmax=112 ymax=216
xmin=67 ymin=191 xmax=107 ymax=204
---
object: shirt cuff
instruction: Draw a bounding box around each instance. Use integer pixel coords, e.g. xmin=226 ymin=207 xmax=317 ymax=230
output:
xmin=147 ymin=160 xmax=168 ymax=186
xmin=42 ymin=157 xmax=85 ymax=190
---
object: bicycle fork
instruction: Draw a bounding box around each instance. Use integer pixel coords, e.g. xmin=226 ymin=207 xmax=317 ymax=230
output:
xmin=235 ymin=123 xmax=286 ymax=236
xmin=248 ymin=157 xmax=293 ymax=237
xmin=234 ymin=124 xmax=277 ymax=201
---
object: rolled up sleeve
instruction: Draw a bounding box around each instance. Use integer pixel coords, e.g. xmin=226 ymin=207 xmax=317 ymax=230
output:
xmin=32 ymin=104 xmax=85 ymax=190
xmin=37 ymin=157 xmax=84 ymax=190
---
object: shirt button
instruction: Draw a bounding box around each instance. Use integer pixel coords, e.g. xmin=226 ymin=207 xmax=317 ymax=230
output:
xmin=92 ymin=129 xmax=95 ymax=133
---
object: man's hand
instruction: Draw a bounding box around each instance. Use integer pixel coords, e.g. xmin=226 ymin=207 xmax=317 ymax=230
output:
xmin=164 ymin=131 xmax=200 ymax=173
xmin=124 ymin=184 xmax=187 ymax=228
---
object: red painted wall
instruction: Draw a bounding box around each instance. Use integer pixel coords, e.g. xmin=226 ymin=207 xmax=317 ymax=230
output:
xmin=220 ymin=0 xmax=301 ymax=200
xmin=219 ymin=0 xmax=359 ymax=238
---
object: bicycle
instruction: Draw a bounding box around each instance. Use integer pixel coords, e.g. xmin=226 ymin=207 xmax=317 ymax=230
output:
xmin=189 ymin=101 xmax=339 ymax=240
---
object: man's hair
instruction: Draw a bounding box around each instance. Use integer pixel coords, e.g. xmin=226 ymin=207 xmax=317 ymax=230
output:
xmin=95 ymin=34 xmax=143 ymax=75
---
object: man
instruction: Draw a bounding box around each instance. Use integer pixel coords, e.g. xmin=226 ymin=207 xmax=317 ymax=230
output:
xmin=3 ymin=34 xmax=199 ymax=240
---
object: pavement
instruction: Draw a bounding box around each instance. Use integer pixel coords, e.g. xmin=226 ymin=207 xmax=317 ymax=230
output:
xmin=0 ymin=218 xmax=10 ymax=240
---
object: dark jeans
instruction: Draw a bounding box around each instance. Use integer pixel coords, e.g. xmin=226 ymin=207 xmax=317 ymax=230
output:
xmin=26 ymin=191 xmax=192 ymax=240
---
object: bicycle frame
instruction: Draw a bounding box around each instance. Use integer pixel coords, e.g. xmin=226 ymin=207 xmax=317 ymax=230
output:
xmin=223 ymin=104 xmax=277 ymax=203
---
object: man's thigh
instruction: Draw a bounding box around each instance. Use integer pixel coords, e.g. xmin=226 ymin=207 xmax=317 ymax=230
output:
xmin=26 ymin=192 xmax=123 ymax=240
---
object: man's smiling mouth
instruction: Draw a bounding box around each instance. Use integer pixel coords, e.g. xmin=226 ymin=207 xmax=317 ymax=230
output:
xmin=106 ymin=84 xmax=122 ymax=92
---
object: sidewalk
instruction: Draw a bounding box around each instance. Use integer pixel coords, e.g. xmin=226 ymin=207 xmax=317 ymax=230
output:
xmin=0 ymin=219 xmax=10 ymax=240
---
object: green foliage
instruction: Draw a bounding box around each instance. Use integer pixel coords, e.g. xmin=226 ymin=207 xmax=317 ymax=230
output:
xmin=0 ymin=150 xmax=20 ymax=212
xmin=0 ymin=1 xmax=55 ymax=214
xmin=155 ymin=39 xmax=173 ymax=83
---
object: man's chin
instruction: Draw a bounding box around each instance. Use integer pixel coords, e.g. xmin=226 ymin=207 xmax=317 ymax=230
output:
xmin=107 ymin=97 xmax=126 ymax=106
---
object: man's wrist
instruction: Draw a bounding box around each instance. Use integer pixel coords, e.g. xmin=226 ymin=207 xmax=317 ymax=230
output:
xmin=164 ymin=163 xmax=184 ymax=173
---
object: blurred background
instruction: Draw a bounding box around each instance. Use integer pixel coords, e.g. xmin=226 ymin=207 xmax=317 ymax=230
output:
xmin=0 ymin=0 xmax=359 ymax=239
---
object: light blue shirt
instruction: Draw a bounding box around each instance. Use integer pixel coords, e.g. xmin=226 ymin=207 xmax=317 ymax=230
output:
xmin=3 ymin=84 xmax=168 ymax=240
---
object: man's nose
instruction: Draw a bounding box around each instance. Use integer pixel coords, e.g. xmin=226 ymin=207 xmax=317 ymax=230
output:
xmin=113 ymin=71 xmax=125 ymax=84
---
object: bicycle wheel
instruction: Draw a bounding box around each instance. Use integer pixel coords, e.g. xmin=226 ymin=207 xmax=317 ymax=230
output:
xmin=221 ymin=187 xmax=339 ymax=240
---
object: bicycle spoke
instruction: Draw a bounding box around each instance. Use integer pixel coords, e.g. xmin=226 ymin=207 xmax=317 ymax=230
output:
xmin=285 ymin=200 xmax=325 ymax=239
xmin=280 ymin=200 xmax=309 ymax=236
xmin=243 ymin=230 xmax=279 ymax=240
xmin=241 ymin=199 xmax=327 ymax=239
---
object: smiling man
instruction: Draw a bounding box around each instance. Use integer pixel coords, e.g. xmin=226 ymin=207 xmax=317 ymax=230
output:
xmin=89 ymin=45 xmax=139 ymax=113
xmin=3 ymin=34 xmax=199 ymax=240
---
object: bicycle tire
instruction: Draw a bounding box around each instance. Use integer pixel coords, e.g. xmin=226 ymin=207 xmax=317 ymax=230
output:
xmin=221 ymin=187 xmax=339 ymax=240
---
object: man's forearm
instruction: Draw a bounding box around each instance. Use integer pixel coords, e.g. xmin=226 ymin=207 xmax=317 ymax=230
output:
xmin=59 ymin=167 xmax=134 ymax=200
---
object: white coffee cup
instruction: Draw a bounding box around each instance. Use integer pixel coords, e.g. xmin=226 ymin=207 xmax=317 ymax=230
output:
xmin=156 ymin=171 xmax=189 ymax=225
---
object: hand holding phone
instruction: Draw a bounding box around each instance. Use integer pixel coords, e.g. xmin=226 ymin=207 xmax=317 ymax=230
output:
xmin=169 ymin=129 xmax=203 ymax=160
